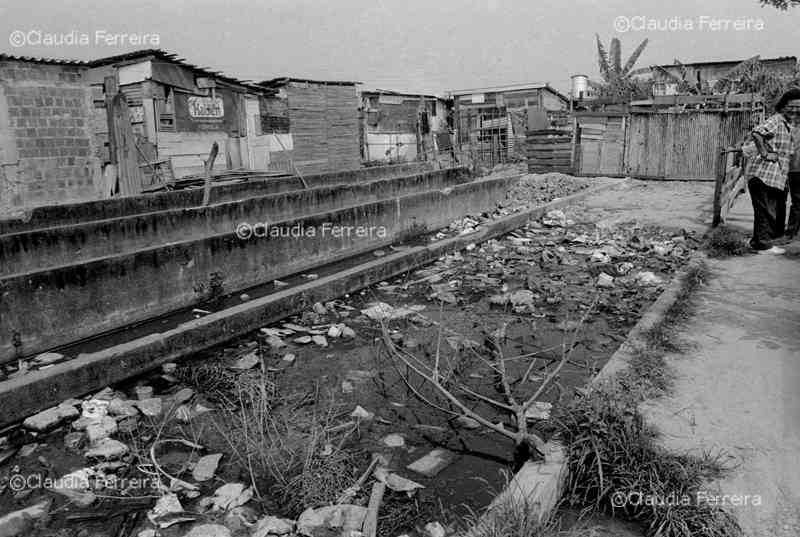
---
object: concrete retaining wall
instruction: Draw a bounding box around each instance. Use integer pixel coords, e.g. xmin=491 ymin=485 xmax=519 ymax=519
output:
xmin=0 ymin=167 xmax=471 ymax=276
xmin=0 ymin=174 xmax=517 ymax=362
xmin=0 ymin=162 xmax=433 ymax=235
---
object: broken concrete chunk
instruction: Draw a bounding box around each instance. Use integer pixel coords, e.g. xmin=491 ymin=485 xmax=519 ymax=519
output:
xmin=596 ymin=273 xmax=615 ymax=288
xmin=407 ymin=449 xmax=457 ymax=478
xmin=192 ymin=453 xmax=223 ymax=482
xmin=182 ymin=524 xmax=232 ymax=537
xmin=296 ymin=505 xmax=368 ymax=536
xmin=135 ymin=398 xmax=163 ymax=417
xmin=50 ymin=469 xmax=96 ymax=507
xmin=0 ymin=500 xmax=50 ymax=537
xmin=311 ymin=335 xmax=328 ymax=347
xmin=86 ymin=416 xmax=118 ymax=443
xmin=32 ymin=352 xmax=64 ymax=365
xmin=85 ymin=438 xmax=129 ymax=460
xmin=22 ymin=403 xmax=79 ymax=432
xmin=252 ymin=516 xmax=295 ymax=537
xmin=108 ymin=398 xmax=139 ymax=418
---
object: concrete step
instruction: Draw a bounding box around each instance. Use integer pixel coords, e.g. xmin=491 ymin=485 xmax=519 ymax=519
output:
xmin=0 ymin=167 xmax=470 ymax=276
xmin=0 ymin=162 xmax=433 ymax=235
xmin=0 ymin=173 xmax=519 ymax=363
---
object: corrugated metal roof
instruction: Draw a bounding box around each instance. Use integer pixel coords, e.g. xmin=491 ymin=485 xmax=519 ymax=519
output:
xmin=0 ymin=53 xmax=88 ymax=66
xmin=448 ymin=82 xmax=569 ymax=103
xmin=89 ymin=49 xmax=269 ymax=92
xmin=653 ymin=56 xmax=797 ymax=69
xmin=260 ymin=77 xmax=360 ymax=87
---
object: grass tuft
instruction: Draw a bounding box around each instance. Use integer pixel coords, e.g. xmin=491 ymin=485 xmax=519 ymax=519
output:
xmin=704 ymin=227 xmax=749 ymax=258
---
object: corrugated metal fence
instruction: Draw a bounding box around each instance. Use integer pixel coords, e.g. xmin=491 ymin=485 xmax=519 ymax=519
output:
xmin=571 ymin=110 xmax=762 ymax=181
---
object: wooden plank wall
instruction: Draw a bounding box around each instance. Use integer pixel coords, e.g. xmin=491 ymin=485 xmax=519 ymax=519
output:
xmin=526 ymin=129 xmax=573 ymax=174
xmin=287 ymin=83 xmax=361 ymax=175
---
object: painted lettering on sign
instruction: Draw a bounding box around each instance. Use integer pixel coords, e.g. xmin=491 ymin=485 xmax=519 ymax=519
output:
xmin=188 ymin=96 xmax=224 ymax=119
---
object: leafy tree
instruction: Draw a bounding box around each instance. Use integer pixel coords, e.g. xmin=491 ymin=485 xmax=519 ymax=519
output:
xmin=590 ymin=35 xmax=651 ymax=101
xmin=759 ymin=0 xmax=800 ymax=8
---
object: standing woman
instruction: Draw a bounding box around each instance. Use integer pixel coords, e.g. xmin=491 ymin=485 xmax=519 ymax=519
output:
xmin=784 ymin=101 xmax=800 ymax=241
xmin=746 ymin=88 xmax=800 ymax=254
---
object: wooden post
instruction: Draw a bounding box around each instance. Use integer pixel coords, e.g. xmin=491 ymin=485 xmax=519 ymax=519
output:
xmin=362 ymin=481 xmax=385 ymax=537
xmin=201 ymin=142 xmax=219 ymax=207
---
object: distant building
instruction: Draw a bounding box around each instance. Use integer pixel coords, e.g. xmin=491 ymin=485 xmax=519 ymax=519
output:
xmin=0 ymin=55 xmax=101 ymax=212
xmin=449 ymin=82 xmax=569 ymax=164
xmin=359 ymin=89 xmax=450 ymax=163
xmin=645 ymin=56 xmax=797 ymax=96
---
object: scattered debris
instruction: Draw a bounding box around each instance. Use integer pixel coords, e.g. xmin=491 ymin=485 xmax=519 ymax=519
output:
xmin=192 ymin=453 xmax=223 ymax=482
xmin=407 ymin=449 xmax=457 ymax=478
xmin=210 ymin=483 xmax=253 ymax=511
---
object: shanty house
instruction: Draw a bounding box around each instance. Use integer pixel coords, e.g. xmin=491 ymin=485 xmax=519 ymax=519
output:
xmin=359 ymin=89 xmax=450 ymax=163
xmin=88 ymin=50 xmax=285 ymax=184
xmin=259 ymin=77 xmax=361 ymax=175
xmin=0 ymin=55 xmax=102 ymax=213
xmin=449 ymin=83 xmax=569 ymax=164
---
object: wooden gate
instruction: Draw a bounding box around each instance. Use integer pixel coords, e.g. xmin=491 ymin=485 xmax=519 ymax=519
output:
xmin=624 ymin=111 xmax=761 ymax=181
xmin=574 ymin=112 xmax=627 ymax=176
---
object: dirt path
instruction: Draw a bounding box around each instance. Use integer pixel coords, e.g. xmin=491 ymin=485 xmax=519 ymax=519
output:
xmin=633 ymin=190 xmax=800 ymax=536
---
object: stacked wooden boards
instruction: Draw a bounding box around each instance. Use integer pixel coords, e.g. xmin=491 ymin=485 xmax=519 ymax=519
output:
xmin=285 ymin=82 xmax=361 ymax=175
xmin=526 ymin=129 xmax=573 ymax=174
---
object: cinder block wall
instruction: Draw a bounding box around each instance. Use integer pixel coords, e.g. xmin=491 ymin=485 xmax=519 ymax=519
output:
xmin=0 ymin=59 xmax=101 ymax=212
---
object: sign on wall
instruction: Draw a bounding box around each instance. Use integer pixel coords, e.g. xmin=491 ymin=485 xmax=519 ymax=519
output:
xmin=187 ymin=96 xmax=224 ymax=119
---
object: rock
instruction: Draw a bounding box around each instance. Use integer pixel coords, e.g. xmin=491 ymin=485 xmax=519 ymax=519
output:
xmin=509 ymin=290 xmax=535 ymax=307
xmin=296 ymin=505 xmax=367 ymax=536
xmin=635 ymin=271 xmax=663 ymax=286
xmin=32 ymin=352 xmax=64 ymax=365
xmin=86 ymin=417 xmax=118 ymax=443
xmin=252 ymin=515 xmax=294 ymax=537
xmin=231 ymin=352 xmax=260 ymax=370
xmin=64 ymin=432 xmax=86 ymax=452
xmin=85 ymin=438 xmax=129 ymax=460
xmin=380 ymin=434 xmax=405 ymax=448
xmin=407 ymin=449 xmax=457 ymax=478
xmin=596 ymin=273 xmax=615 ymax=288
xmin=18 ymin=444 xmax=38 ymax=457
xmin=424 ymin=521 xmax=447 ymax=537
xmin=312 ymin=302 xmax=328 ymax=315
xmin=350 ymin=406 xmax=374 ymax=421
xmin=281 ymin=353 xmax=296 ymax=365
xmin=374 ymin=468 xmax=424 ymax=495
xmin=23 ymin=403 xmax=79 ymax=432
xmin=211 ymin=483 xmax=252 ymax=511
xmin=162 ymin=363 xmax=178 ymax=374
xmin=524 ymin=401 xmax=553 ymax=420
xmin=266 ymin=336 xmax=287 ymax=349
xmin=50 ymin=469 xmax=96 ymax=507
xmin=293 ymin=336 xmax=312 ymax=345
xmin=108 ymin=398 xmax=139 ymax=418
xmin=327 ymin=324 xmax=343 ymax=338
xmin=341 ymin=325 xmax=356 ymax=338
xmin=311 ymin=335 xmax=328 ymax=347
xmin=454 ymin=416 xmax=481 ymax=430
xmin=135 ymin=398 xmax=163 ymax=417
xmin=182 ymin=524 xmax=232 ymax=537
xmin=0 ymin=500 xmax=50 ymax=537
xmin=171 ymin=388 xmax=195 ymax=405
xmin=135 ymin=386 xmax=154 ymax=400
xmin=192 ymin=453 xmax=223 ymax=482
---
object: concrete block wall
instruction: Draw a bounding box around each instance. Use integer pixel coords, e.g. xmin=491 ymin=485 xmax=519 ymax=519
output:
xmin=0 ymin=60 xmax=101 ymax=213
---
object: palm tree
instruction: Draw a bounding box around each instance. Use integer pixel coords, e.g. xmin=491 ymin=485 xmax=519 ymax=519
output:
xmin=590 ymin=35 xmax=650 ymax=101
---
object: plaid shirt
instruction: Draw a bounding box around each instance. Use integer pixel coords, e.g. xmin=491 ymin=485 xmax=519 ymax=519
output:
xmin=746 ymin=113 xmax=793 ymax=190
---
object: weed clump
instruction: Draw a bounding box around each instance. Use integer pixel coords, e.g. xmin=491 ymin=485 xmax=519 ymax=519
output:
xmin=705 ymin=227 xmax=749 ymax=258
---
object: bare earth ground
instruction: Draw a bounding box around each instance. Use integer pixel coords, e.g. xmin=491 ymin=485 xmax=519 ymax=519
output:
xmin=638 ymin=191 xmax=800 ymax=537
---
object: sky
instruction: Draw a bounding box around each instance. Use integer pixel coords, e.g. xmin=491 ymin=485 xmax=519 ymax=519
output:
xmin=0 ymin=0 xmax=798 ymax=96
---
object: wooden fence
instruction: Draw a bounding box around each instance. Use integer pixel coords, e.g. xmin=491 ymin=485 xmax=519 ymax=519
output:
xmin=712 ymin=148 xmax=749 ymax=226
xmin=566 ymin=110 xmax=762 ymax=181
